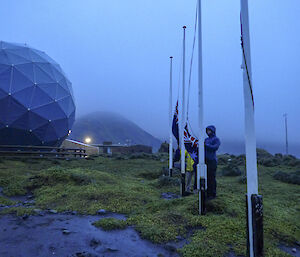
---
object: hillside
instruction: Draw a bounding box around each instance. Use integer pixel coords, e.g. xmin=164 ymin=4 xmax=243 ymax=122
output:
xmin=70 ymin=112 xmax=162 ymax=150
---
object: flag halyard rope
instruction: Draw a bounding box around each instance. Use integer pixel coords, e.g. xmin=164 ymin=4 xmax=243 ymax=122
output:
xmin=187 ymin=1 xmax=199 ymax=122
xmin=240 ymin=16 xmax=255 ymax=108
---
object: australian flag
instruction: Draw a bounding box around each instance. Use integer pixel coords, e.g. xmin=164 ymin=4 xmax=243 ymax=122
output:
xmin=172 ymin=101 xmax=179 ymax=145
xmin=184 ymin=124 xmax=199 ymax=163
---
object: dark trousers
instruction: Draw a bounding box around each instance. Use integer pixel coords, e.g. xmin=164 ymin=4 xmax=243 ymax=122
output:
xmin=206 ymin=159 xmax=217 ymax=197
xmin=193 ymin=164 xmax=197 ymax=190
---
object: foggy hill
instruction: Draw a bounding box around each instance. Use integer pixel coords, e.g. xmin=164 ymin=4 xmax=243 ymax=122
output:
xmin=70 ymin=112 xmax=162 ymax=150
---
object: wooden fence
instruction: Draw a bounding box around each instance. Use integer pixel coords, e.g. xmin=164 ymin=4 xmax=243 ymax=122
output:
xmin=0 ymin=145 xmax=87 ymax=159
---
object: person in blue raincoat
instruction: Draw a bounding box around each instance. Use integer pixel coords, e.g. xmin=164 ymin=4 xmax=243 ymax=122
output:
xmin=205 ymin=125 xmax=221 ymax=199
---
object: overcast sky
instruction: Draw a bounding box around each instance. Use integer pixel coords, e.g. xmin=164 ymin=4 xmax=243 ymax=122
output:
xmin=1 ymin=0 xmax=299 ymax=154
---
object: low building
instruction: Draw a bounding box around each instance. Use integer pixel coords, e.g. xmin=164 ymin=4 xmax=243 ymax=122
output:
xmin=95 ymin=143 xmax=152 ymax=155
xmin=61 ymin=139 xmax=99 ymax=156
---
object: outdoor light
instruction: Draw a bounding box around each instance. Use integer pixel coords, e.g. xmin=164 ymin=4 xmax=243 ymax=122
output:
xmin=85 ymin=137 xmax=92 ymax=144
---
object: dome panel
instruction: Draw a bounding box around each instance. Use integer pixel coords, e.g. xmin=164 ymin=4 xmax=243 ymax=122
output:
xmin=6 ymin=47 xmax=32 ymax=61
xmin=0 ymin=66 xmax=12 ymax=93
xmin=11 ymin=67 xmax=34 ymax=93
xmin=12 ymin=86 xmax=35 ymax=108
xmin=37 ymin=83 xmax=57 ymax=99
xmin=14 ymin=63 xmax=34 ymax=82
xmin=6 ymin=50 xmax=31 ymax=65
xmin=52 ymin=118 xmax=69 ymax=138
xmin=10 ymin=111 xmax=30 ymax=130
xmin=28 ymin=111 xmax=49 ymax=130
xmin=33 ymin=64 xmax=56 ymax=84
xmin=32 ymin=102 xmax=67 ymax=121
xmin=30 ymin=86 xmax=54 ymax=108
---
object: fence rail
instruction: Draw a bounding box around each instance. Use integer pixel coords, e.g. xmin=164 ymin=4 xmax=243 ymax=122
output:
xmin=0 ymin=145 xmax=87 ymax=159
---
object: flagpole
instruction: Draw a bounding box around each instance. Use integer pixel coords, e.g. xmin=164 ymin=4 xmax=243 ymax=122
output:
xmin=283 ymin=113 xmax=288 ymax=155
xmin=240 ymin=1 xmax=263 ymax=256
xmin=197 ymin=0 xmax=207 ymax=215
xmin=169 ymin=56 xmax=173 ymax=177
xmin=180 ymin=26 xmax=187 ymax=196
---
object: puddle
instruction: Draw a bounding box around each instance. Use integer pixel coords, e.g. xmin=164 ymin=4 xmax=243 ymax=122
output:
xmin=161 ymin=192 xmax=181 ymax=200
xmin=279 ymin=244 xmax=300 ymax=257
xmin=0 ymin=187 xmax=35 ymax=209
xmin=0 ymin=214 xmax=179 ymax=257
xmin=223 ymin=251 xmax=245 ymax=257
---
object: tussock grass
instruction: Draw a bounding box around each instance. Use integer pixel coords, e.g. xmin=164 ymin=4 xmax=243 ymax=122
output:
xmin=93 ymin=217 xmax=127 ymax=231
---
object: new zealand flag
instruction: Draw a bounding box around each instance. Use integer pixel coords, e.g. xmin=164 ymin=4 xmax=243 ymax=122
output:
xmin=184 ymin=124 xmax=199 ymax=163
xmin=172 ymin=101 xmax=179 ymax=145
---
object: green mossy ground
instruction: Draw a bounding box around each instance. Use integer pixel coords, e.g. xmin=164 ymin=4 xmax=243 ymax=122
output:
xmin=0 ymin=154 xmax=299 ymax=257
xmin=93 ymin=217 xmax=127 ymax=231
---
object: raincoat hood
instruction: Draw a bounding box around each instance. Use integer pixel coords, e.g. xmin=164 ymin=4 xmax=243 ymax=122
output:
xmin=206 ymin=125 xmax=216 ymax=137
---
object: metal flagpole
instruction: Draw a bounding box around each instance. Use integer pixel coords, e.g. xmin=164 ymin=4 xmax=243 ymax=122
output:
xmin=283 ymin=113 xmax=288 ymax=155
xmin=240 ymin=1 xmax=263 ymax=256
xmin=180 ymin=26 xmax=187 ymax=196
xmin=169 ymin=56 xmax=174 ymax=177
xmin=197 ymin=0 xmax=207 ymax=215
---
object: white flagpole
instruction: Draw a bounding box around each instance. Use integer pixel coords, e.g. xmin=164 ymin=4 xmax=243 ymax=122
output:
xmin=241 ymin=1 xmax=262 ymax=256
xmin=180 ymin=26 xmax=187 ymax=196
xmin=197 ymin=0 xmax=207 ymax=215
xmin=283 ymin=113 xmax=288 ymax=155
xmin=169 ymin=56 xmax=173 ymax=177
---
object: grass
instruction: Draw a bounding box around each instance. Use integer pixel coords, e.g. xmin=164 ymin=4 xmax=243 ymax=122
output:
xmin=0 ymin=153 xmax=299 ymax=257
xmin=0 ymin=196 xmax=17 ymax=206
xmin=93 ymin=217 xmax=127 ymax=231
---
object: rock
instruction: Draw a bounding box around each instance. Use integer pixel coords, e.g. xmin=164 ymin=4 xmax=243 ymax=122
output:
xmin=24 ymin=200 xmax=35 ymax=205
xmin=89 ymin=238 xmax=101 ymax=248
xmin=62 ymin=229 xmax=71 ymax=235
xmin=22 ymin=214 xmax=29 ymax=220
xmin=292 ymin=248 xmax=297 ymax=253
xmin=175 ymin=235 xmax=184 ymax=241
xmin=105 ymin=247 xmax=118 ymax=252
xmin=161 ymin=192 xmax=180 ymax=200
xmin=71 ymin=252 xmax=99 ymax=257
xmin=164 ymin=243 xmax=177 ymax=252
xmin=70 ymin=252 xmax=97 ymax=257
xmin=49 ymin=209 xmax=58 ymax=214
xmin=27 ymin=194 xmax=34 ymax=199
xmin=97 ymin=209 xmax=106 ymax=215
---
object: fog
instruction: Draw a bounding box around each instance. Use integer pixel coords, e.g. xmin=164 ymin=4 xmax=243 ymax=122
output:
xmin=1 ymin=0 xmax=299 ymax=155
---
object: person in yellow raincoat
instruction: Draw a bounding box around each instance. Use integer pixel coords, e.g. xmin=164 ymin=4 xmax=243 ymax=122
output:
xmin=174 ymin=148 xmax=195 ymax=192
xmin=185 ymin=150 xmax=194 ymax=192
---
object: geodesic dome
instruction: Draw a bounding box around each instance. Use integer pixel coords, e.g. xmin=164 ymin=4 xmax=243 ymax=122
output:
xmin=0 ymin=41 xmax=76 ymax=146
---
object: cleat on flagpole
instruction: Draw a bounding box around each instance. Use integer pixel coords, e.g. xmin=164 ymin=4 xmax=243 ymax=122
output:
xmin=199 ymin=178 xmax=206 ymax=214
xmin=246 ymin=194 xmax=263 ymax=257
xmin=169 ymin=168 xmax=173 ymax=177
